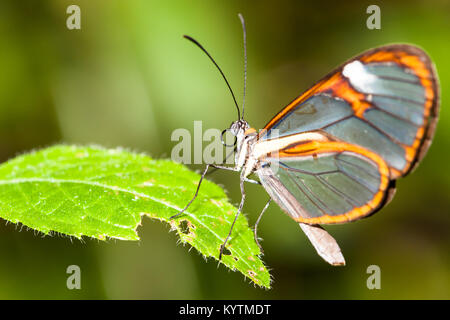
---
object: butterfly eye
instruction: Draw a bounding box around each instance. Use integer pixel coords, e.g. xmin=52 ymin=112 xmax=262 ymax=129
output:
xmin=221 ymin=129 xmax=237 ymax=147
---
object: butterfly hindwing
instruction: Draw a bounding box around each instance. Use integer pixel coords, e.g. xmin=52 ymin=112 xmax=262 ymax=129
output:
xmin=257 ymin=139 xmax=392 ymax=224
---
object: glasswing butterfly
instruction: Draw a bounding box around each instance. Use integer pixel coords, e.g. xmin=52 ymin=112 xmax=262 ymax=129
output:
xmin=171 ymin=14 xmax=440 ymax=265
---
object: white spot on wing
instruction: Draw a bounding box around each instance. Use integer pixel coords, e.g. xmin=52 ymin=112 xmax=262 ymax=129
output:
xmin=342 ymin=60 xmax=377 ymax=92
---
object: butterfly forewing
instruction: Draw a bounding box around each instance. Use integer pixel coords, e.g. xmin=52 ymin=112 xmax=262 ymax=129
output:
xmin=259 ymin=44 xmax=439 ymax=179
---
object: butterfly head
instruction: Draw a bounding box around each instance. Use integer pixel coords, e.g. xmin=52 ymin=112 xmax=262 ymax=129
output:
xmin=222 ymin=119 xmax=255 ymax=170
xmin=220 ymin=119 xmax=249 ymax=149
xmin=229 ymin=119 xmax=249 ymax=137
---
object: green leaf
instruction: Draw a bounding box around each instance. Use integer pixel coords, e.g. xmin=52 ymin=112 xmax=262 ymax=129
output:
xmin=0 ymin=145 xmax=270 ymax=288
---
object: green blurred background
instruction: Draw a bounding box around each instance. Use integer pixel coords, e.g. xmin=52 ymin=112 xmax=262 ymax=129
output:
xmin=0 ymin=0 xmax=449 ymax=299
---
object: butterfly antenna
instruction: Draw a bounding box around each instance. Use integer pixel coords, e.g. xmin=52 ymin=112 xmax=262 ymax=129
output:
xmin=183 ymin=35 xmax=241 ymax=119
xmin=238 ymin=13 xmax=247 ymax=120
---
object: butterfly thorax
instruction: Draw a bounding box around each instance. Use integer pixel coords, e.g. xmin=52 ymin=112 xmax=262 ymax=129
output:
xmin=229 ymin=120 xmax=259 ymax=177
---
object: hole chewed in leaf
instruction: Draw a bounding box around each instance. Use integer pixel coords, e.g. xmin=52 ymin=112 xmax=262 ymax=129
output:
xmin=178 ymin=220 xmax=196 ymax=240
xmin=220 ymin=245 xmax=231 ymax=256
xmin=179 ymin=220 xmax=190 ymax=235
xmin=248 ymin=270 xmax=257 ymax=277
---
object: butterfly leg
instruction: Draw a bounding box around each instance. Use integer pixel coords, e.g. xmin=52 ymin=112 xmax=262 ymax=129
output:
xmin=219 ymin=173 xmax=246 ymax=260
xmin=206 ymin=147 xmax=236 ymax=176
xmin=253 ymin=198 xmax=271 ymax=253
xmin=169 ymin=164 xmax=211 ymax=220
xmin=170 ymin=164 xmax=239 ymax=220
